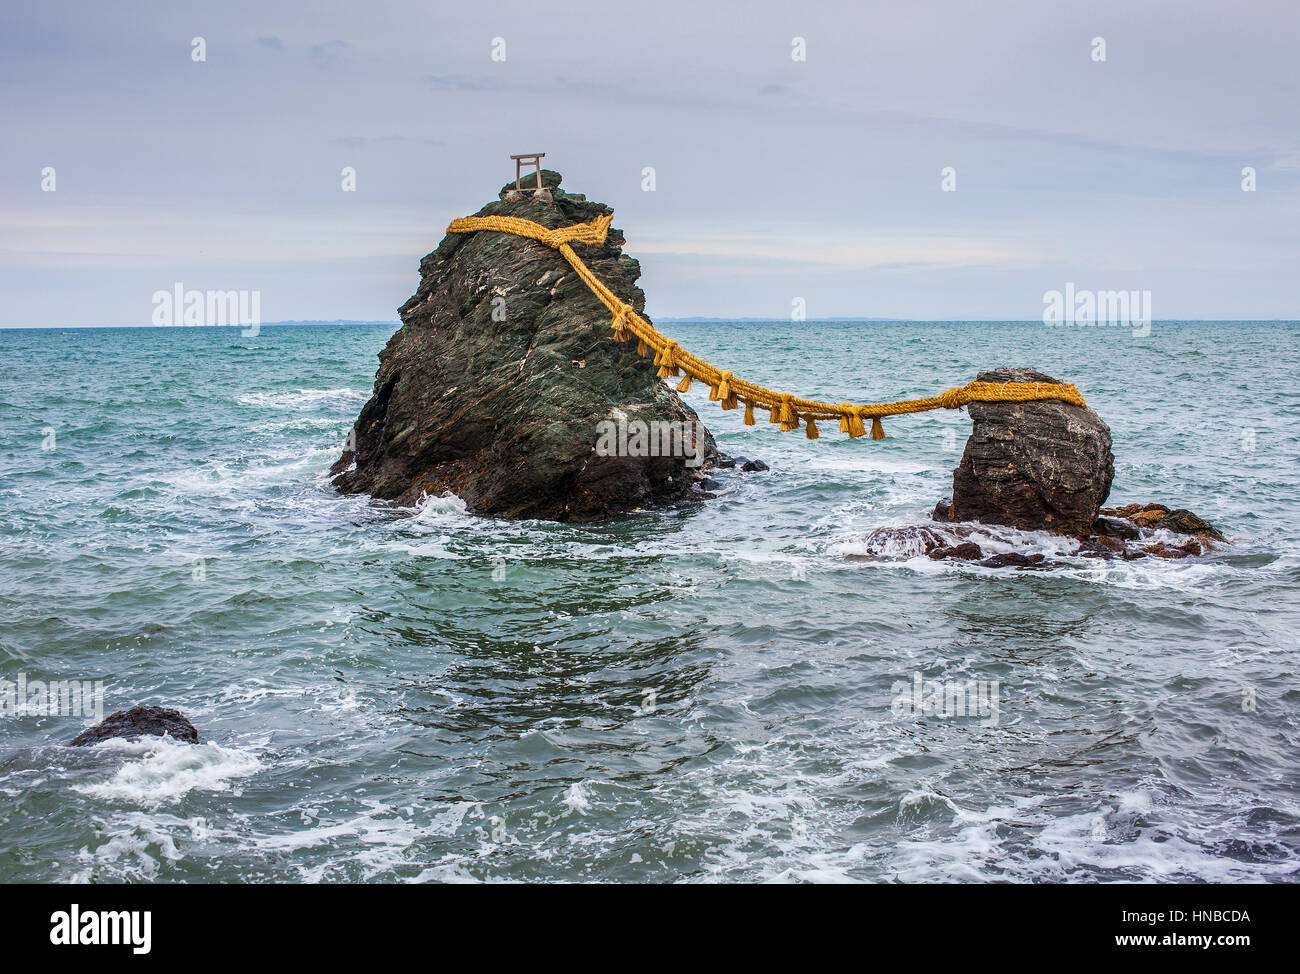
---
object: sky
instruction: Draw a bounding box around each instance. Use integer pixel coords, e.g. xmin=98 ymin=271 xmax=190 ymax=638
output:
xmin=1 ymin=0 xmax=1297 ymax=326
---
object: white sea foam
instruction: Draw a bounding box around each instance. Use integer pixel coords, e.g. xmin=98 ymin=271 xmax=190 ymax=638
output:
xmin=831 ymin=516 xmax=1236 ymax=591
xmin=154 ymin=446 xmax=341 ymax=496
xmin=72 ymin=811 xmax=189 ymax=881
xmin=237 ymin=388 xmax=368 ymax=410
xmin=406 ymin=491 xmax=469 ymax=521
xmin=804 ymin=456 xmax=936 ymax=475
xmin=73 ymin=738 xmax=262 ymax=808
xmin=889 ymin=785 xmax=1298 ymax=883
xmin=562 ymin=781 xmax=594 ymax=816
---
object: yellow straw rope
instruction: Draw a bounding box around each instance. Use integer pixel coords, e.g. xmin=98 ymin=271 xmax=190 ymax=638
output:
xmin=446 ymin=212 xmax=1089 ymax=439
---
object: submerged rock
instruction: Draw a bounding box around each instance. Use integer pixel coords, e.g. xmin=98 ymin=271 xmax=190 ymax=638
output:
xmin=928 ymin=541 xmax=984 ymax=561
xmin=848 ymin=525 xmax=950 ymax=559
xmin=1092 ymin=515 xmax=1141 ymax=540
xmin=1137 ymin=538 xmax=1207 ymax=559
xmin=333 ymin=170 xmax=714 ymax=521
xmin=933 ymin=367 xmax=1114 ymax=535
xmin=978 ymin=552 xmax=1046 ymax=569
xmin=70 ymin=705 xmax=198 ymax=747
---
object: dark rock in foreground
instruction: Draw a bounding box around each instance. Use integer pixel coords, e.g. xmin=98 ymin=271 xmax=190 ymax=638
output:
xmin=333 ymin=169 xmax=715 ymax=521
xmin=933 ymin=367 xmax=1114 ymax=535
xmin=979 ymin=551 xmax=1046 ymax=568
xmin=928 ymin=541 xmax=983 ymax=561
xmin=70 ymin=706 xmax=198 ymax=747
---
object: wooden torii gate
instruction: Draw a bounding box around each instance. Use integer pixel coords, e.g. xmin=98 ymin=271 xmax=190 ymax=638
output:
xmin=510 ymin=152 xmax=546 ymax=193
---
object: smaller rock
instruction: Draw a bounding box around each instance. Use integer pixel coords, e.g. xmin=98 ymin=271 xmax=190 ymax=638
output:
xmin=850 ymin=525 xmax=949 ymax=559
xmin=1106 ymin=502 xmax=1168 ymax=524
xmin=741 ymin=459 xmax=769 ymax=472
xmin=1142 ymin=538 xmax=1205 ymax=559
xmin=1092 ymin=515 xmax=1140 ymax=540
xmin=932 ymin=498 xmax=952 ymax=521
xmin=1100 ymin=503 xmax=1224 ymax=542
xmin=714 ymin=455 xmax=737 ymax=469
xmin=979 ymin=552 xmax=1046 ymax=568
xmin=70 ymin=705 xmax=198 ymax=747
xmin=1153 ymin=509 xmax=1225 ymax=542
xmin=1077 ymin=536 xmax=1126 ymax=559
xmin=941 ymin=367 xmax=1114 ymax=534
xmin=928 ymin=542 xmax=985 ymax=561
xmin=696 ymin=477 xmax=721 ymax=491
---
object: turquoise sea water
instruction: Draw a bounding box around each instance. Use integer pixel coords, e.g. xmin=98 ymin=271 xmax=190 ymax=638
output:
xmin=0 ymin=319 xmax=1297 ymax=883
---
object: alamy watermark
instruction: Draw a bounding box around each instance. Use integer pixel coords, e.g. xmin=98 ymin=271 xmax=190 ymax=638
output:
xmin=1043 ymin=283 xmax=1151 ymax=337
xmin=891 ymin=672 xmax=1000 ymax=727
xmin=50 ymin=905 xmax=151 ymax=954
xmin=0 ymin=672 xmax=105 ymax=725
xmin=594 ymin=417 xmax=708 ymax=468
xmin=151 ymin=283 xmax=261 ymax=336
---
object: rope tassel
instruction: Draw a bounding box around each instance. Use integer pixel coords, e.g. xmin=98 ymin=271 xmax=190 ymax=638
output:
xmin=743 ymin=400 xmax=756 ymax=426
xmin=871 ymin=417 xmax=886 ymax=440
xmin=847 ymin=409 xmax=867 ymax=438
xmin=611 ymin=307 xmax=632 ymax=342
xmin=719 ymin=372 xmax=738 ymax=410
xmin=804 ymin=416 xmax=819 ymax=439
xmin=716 ymin=371 xmax=733 ymax=402
xmin=676 ymin=374 xmax=692 ymax=393
xmin=656 ymin=340 xmax=680 ymax=378
xmin=778 ymin=394 xmax=798 ymax=432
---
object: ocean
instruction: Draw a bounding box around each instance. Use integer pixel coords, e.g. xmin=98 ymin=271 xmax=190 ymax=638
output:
xmin=0 ymin=319 xmax=1297 ymax=883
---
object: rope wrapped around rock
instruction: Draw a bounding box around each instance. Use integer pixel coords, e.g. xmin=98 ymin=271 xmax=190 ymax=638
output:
xmin=446 ymin=212 xmax=1089 ymax=439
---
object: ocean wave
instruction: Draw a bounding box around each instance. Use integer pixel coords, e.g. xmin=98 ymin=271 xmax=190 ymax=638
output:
xmin=236 ymin=388 xmax=368 ymax=410
xmin=72 ymin=738 xmax=263 ymax=808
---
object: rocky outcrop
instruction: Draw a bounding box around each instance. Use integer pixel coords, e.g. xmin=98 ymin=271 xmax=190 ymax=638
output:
xmin=70 ymin=706 xmax=198 ymax=746
xmin=933 ymin=367 xmax=1113 ymax=534
xmin=1099 ymin=503 xmax=1225 ymax=542
xmin=332 ymin=170 xmax=715 ymax=521
xmin=855 ymin=368 xmax=1226 ymax=565
xmin=853 ymin=511 xmax=1222 ymax=568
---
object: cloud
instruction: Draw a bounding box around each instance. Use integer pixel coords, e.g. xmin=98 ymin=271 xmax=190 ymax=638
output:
xmin=309 ymin=39 xmax=352 ymax=70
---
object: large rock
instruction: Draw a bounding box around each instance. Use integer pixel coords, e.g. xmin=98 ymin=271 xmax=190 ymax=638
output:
xmin=933 ymin=367 xmax=1113 ymax=534
xmin=70 ymin=705 xmax=198 ymax=746
xmin=332 ymin=171 xmax=715 ymax=521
